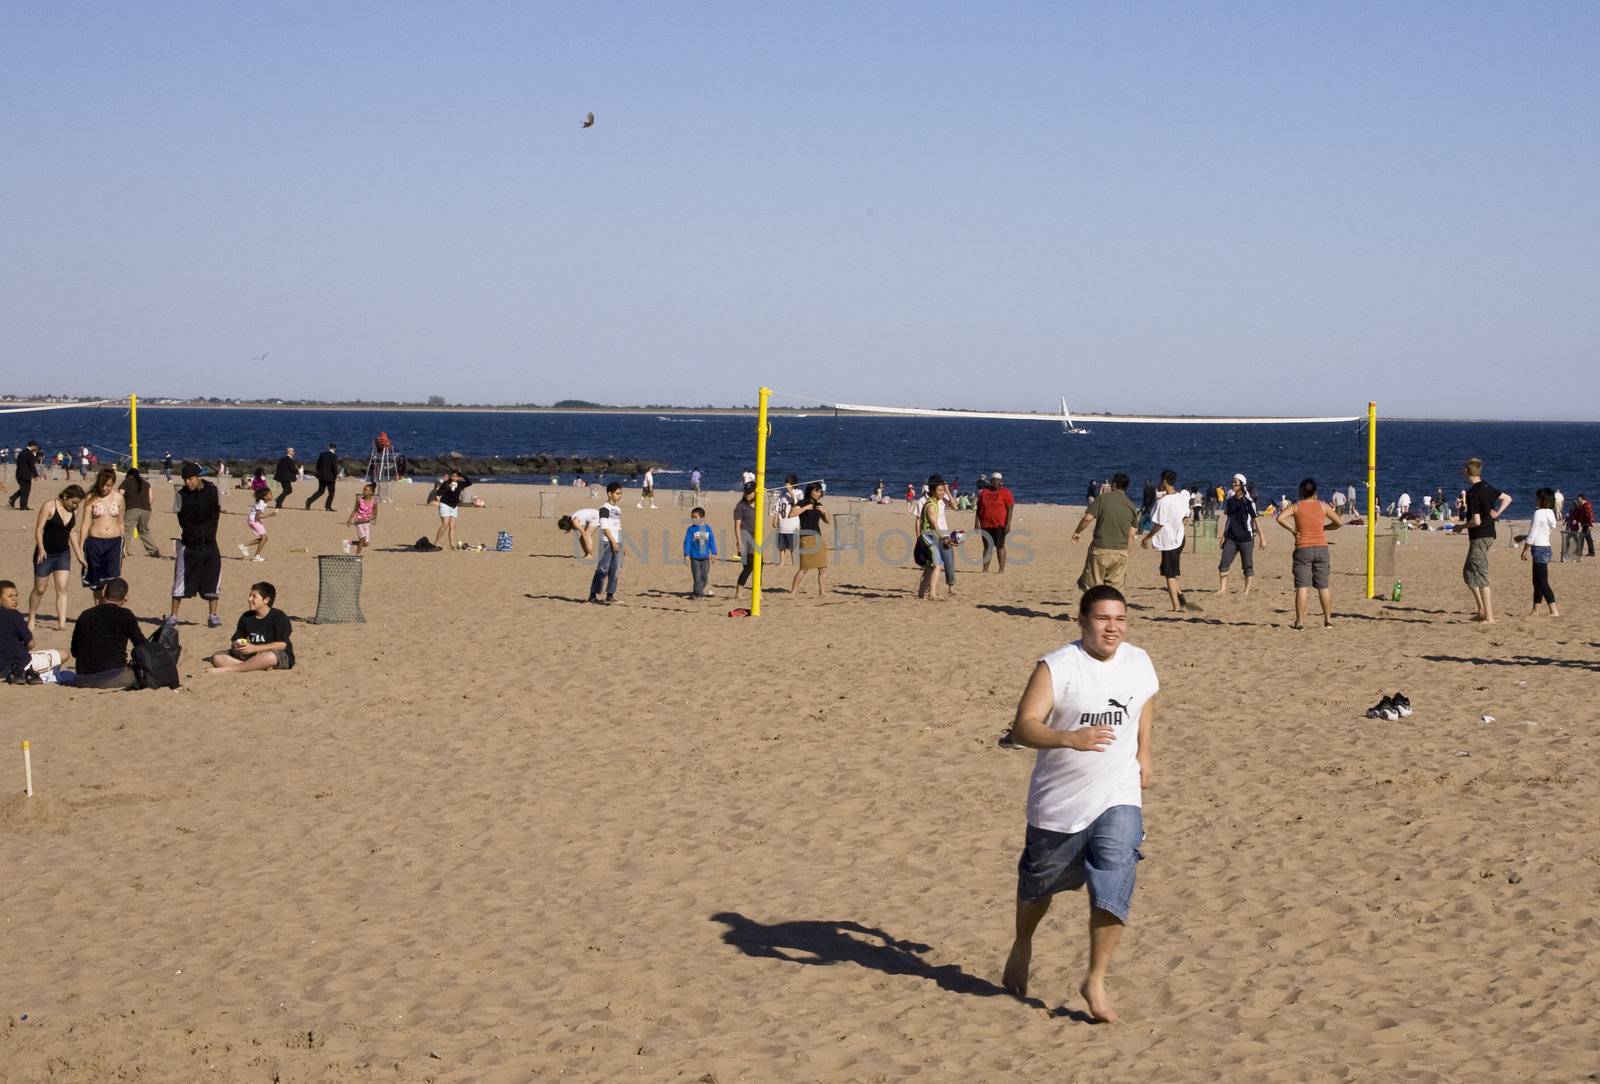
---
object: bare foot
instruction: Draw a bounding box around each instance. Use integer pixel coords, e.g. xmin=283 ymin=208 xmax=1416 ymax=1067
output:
xmin=1080 ymin=978 xmax=1119 ymax=1023
xmin=1002 ymin=940 xmax=1031 ymax=998
xmin=1323 ymin=618 xmax=1335 ymax=627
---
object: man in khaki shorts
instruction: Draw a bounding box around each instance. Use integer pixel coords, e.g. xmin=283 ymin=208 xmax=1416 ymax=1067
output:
xmin=1072 ymin=473 xmax=1138 ymax=591
xmin=1461 ymin=457 xmax=1512 ymax=623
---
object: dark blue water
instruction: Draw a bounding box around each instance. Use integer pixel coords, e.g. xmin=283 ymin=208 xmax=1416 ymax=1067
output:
xmin=6 ymin=406 xmax=1594 ymax=508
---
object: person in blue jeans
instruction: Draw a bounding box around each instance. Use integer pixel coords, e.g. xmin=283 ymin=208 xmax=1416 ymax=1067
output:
xmin=1522 ymin=487 xmax=1560 ymax=616
xmin=588 ymin=482 xmax=624 ymax=604
xmin=682 ymin=506 xmax=718 ymax=597
xmin=1000 ymin=585 xmax=1159 ymax=1024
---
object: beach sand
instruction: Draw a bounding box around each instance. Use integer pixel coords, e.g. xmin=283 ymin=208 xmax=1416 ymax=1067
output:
xmin=2 ymin=481 xmax=1596 ymax=1081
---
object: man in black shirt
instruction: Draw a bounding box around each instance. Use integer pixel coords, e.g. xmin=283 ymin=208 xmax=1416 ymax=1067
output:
xmin=1461 ymin=457 xmax=1513 ymax=624
xmin=304 ymin=444 xmax=339 ymax=511
xmin=168 ymin=463 xmax=224 ymax=628
xmin=8 ymin=441 xmax=39 ymax=510
xmin=67 ymin=577 xmax=145 ymax=688
xmin=273 ymin=447 xmax=298 ymax=509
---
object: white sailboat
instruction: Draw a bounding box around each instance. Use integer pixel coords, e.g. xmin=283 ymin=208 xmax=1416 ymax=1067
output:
xmin=1060 ymin=397 xmax=1089 ymax=435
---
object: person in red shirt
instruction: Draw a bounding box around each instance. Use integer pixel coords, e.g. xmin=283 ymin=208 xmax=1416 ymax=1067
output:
xmin=974 ymin=472 xmax=1017 ymax=572
xmin=1569 ymin=493 xmax=1595 ymax=557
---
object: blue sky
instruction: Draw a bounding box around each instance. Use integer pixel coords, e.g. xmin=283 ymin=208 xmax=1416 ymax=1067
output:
xmin=3 ymin=2 xmax=1595 ymax=418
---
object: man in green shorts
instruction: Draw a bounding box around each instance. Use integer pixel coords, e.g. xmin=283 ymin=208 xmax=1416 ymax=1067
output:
xmin=1461 ymin=457 xmax=1512 ymax=623
xmin=1071 ymin=473 xmax=1137 ymax=591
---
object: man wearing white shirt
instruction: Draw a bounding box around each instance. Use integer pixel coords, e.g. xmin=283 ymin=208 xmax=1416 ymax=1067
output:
xmin=1397 ymin=492 xmax=1411 ymax=518
xmin=1001 ymin=585 xmax=1158 ymax=1023
xmin=1139 ymin=469 xmax=1194 ymax=612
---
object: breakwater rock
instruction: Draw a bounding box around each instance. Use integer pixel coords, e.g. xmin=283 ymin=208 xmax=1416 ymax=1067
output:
xmin=200 ymin=453 xmax=668 ymax=481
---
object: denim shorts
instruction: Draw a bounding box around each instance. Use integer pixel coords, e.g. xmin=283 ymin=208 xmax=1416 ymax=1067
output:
xmin=1017 ymin=804 xmax=1144 ymax=921
xmin=777 ymin=531 xmax=797 ymax=552
xmin=34 ymin=549 xmax=71 ymax=578
xmin=1531 ymin=545 xmax=1551 ymax=564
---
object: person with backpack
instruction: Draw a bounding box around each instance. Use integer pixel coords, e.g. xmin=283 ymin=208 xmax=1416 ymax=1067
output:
xmin=61 ymin=576 xmax=145 ymax=688
xmin=206 ymin=581 xmax=294 ymax=674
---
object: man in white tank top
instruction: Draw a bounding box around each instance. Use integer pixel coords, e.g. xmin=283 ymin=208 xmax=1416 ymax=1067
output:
xmin=1000 ymin=585 xmax=1158 ymax=1023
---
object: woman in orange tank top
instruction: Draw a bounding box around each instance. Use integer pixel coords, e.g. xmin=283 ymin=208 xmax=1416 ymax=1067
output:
xmin=1275 ymin=478 xmax=1342 ymax=629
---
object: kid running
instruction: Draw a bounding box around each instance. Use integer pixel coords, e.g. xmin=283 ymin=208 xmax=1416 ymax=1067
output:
xmin=239 ymin=489 xmax=272 ymax=561
xmin=343 ymin=483 xmax=379 ymax=554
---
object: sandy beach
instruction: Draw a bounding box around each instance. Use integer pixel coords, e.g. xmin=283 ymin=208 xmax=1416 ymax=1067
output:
xmin=2 ymin=480 xmax=1597 ymax=1082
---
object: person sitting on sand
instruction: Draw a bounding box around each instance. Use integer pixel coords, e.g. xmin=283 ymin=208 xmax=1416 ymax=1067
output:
xmin=558 ymin=509 xmax=600 ymax=557
xmin=0 ymin=579 xmax=62 ymax=682
xmin=1001 ymin=585 xmax=1158 ymax=1023
xmin=1275 ymin=477 xmax=1342 ymax=629
xmin=207 ymin=581 xmax=294 ymax=674
xmin=62 ymin=576 xmax=145 ymax=688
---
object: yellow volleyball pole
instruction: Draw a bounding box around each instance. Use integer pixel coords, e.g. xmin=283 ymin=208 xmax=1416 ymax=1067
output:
xmin=1366 ymin=400 xmax=1377 ymax=599
xmin=129 ymin=394 xmax=140 ymax=469
xmin=751 ymin=387 xmax=771 ymax=617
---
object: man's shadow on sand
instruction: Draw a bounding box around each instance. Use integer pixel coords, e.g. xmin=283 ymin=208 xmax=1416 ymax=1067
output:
xmin=710 ymin=911 xmax=1073 ymax=1015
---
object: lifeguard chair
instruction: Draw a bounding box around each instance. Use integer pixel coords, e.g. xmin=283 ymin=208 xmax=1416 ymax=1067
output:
xmin=366 ymin=431 xmax=399 ymax=502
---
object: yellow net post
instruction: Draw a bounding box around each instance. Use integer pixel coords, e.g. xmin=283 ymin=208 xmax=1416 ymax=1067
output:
xmin=129 ymin=394 xmax=140 ymax=470
xmin=751 ymin=387 xmax=771 ymax=616
xmin=1365 ymin=400 xmax=1377 ymax=599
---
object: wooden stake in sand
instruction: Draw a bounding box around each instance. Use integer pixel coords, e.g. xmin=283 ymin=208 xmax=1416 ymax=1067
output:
xmin=22 ymin=740 xmax=33 ymax=797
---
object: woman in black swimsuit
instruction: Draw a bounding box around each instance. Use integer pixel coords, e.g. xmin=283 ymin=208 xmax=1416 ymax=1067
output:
xmin=29 ymin=484 xmax=86 ymax=630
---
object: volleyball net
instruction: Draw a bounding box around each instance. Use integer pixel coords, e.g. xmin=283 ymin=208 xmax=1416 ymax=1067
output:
xmin=747 ymin=390 xmax=1378 ymax=615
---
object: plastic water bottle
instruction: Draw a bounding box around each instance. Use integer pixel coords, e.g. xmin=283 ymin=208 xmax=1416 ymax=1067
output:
xmin=1391 ymin=579 xmax=1403 ymax=601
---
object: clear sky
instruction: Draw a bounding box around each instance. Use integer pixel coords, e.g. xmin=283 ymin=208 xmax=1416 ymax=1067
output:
xmin=3 ymin=2 xmax=1595 ymax=418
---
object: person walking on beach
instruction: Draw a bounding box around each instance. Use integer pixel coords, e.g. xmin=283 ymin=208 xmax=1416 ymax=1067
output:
xmin=588 ymin=482 xmax=624 ymax=604
xmin=162 ymin=451 xmax=174 ymax=481
xmin=636 ymin=468 xmax=658 ymax=510
xmin=1275 ymin=478 xmax=1341 ymax=629
xmin=28 ymin=484 xmax=85 ymax=631
xmin=690 ymin=469 xmax=702 ymax=498
xmin=916 ymin=475 xmax=958 ymax=600
xmin=169 ymin=463 xmax=224 ymax=628
xmin=733 ymin=483 xmax=759 ymax=596
xmin=9 ymin=441 xmax=41 ymax=511
xmin=682 ymin=506 xmax=718 ymax=597
xmin=1217 ymin=474 xmax=1266 ymax=595
xmin=790 ymin=483 xmax=830 ymax=597
xmin=343 ymin=482 xmax=378 ymax=555
xmin=431 ymin=470 xmax=472 ymax=550
xmin=305 ymin=444 xmax=339 ymax=511
xmin=1000 ymin=584 xmax=1157 ymax=1023
xmin=239 ymin=488 xmax=272 ymax=561
xmin=119 ymin=467 xmax=161 ymax=558
xmin=272 ymin=447 xmax=298 ymax=509
xmin=1139 ymin=479 xmax=1156 ymax=517
xmin=1461 ymin=458 xmax=1512 ymax=623
xmin=78 ymin=467 xmax=125 ymax=601
xmin=1569 ymin=493 xmax=1595 ymax=556
xmin=1139 ymin=471 xmax=1193 ymax=612
xmin=976 ymin=472 xmax=1016 ymax=573
xmin=1072 ymin=473 xmax=1136 ymax=592
xmin=1522 ymin=488 xmax=1559 ymax=616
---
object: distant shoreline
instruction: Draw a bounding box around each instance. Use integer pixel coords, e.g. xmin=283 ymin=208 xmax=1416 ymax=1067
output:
xmin=0 ymin=399 xmax=1568 ymax=423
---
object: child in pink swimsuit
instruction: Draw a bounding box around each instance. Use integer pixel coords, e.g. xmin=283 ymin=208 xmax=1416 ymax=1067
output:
xmin=343 ymin=483 xmax=378 ymax=554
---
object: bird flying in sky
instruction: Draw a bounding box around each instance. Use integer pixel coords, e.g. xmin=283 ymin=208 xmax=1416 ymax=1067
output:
xmin=581 ymin=112 xmax=595 ymax=128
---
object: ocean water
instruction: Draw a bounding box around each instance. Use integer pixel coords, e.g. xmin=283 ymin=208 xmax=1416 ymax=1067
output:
xmin=5 ymin=405 xmax=1594 ymax=509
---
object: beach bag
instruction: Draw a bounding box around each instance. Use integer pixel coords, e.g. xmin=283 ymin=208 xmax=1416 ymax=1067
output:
xmin=414 ymin=536 xmax=441 ymax=552
xmin=131 ymin=623 xmax=181 ymax=690
xmin=913 ymin=535 xmax=934 ymax=569
xmin=496 ymin=530 xmax=513 ymax=552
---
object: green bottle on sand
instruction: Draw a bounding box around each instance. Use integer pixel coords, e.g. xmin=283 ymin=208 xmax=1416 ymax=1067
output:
xmin=1391 ymin=580 xmax=1403 ymax=601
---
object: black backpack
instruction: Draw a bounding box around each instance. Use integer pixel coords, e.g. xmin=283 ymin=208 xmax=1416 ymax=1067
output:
xmin=131 ymin=622 xmax=182 ymax=689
